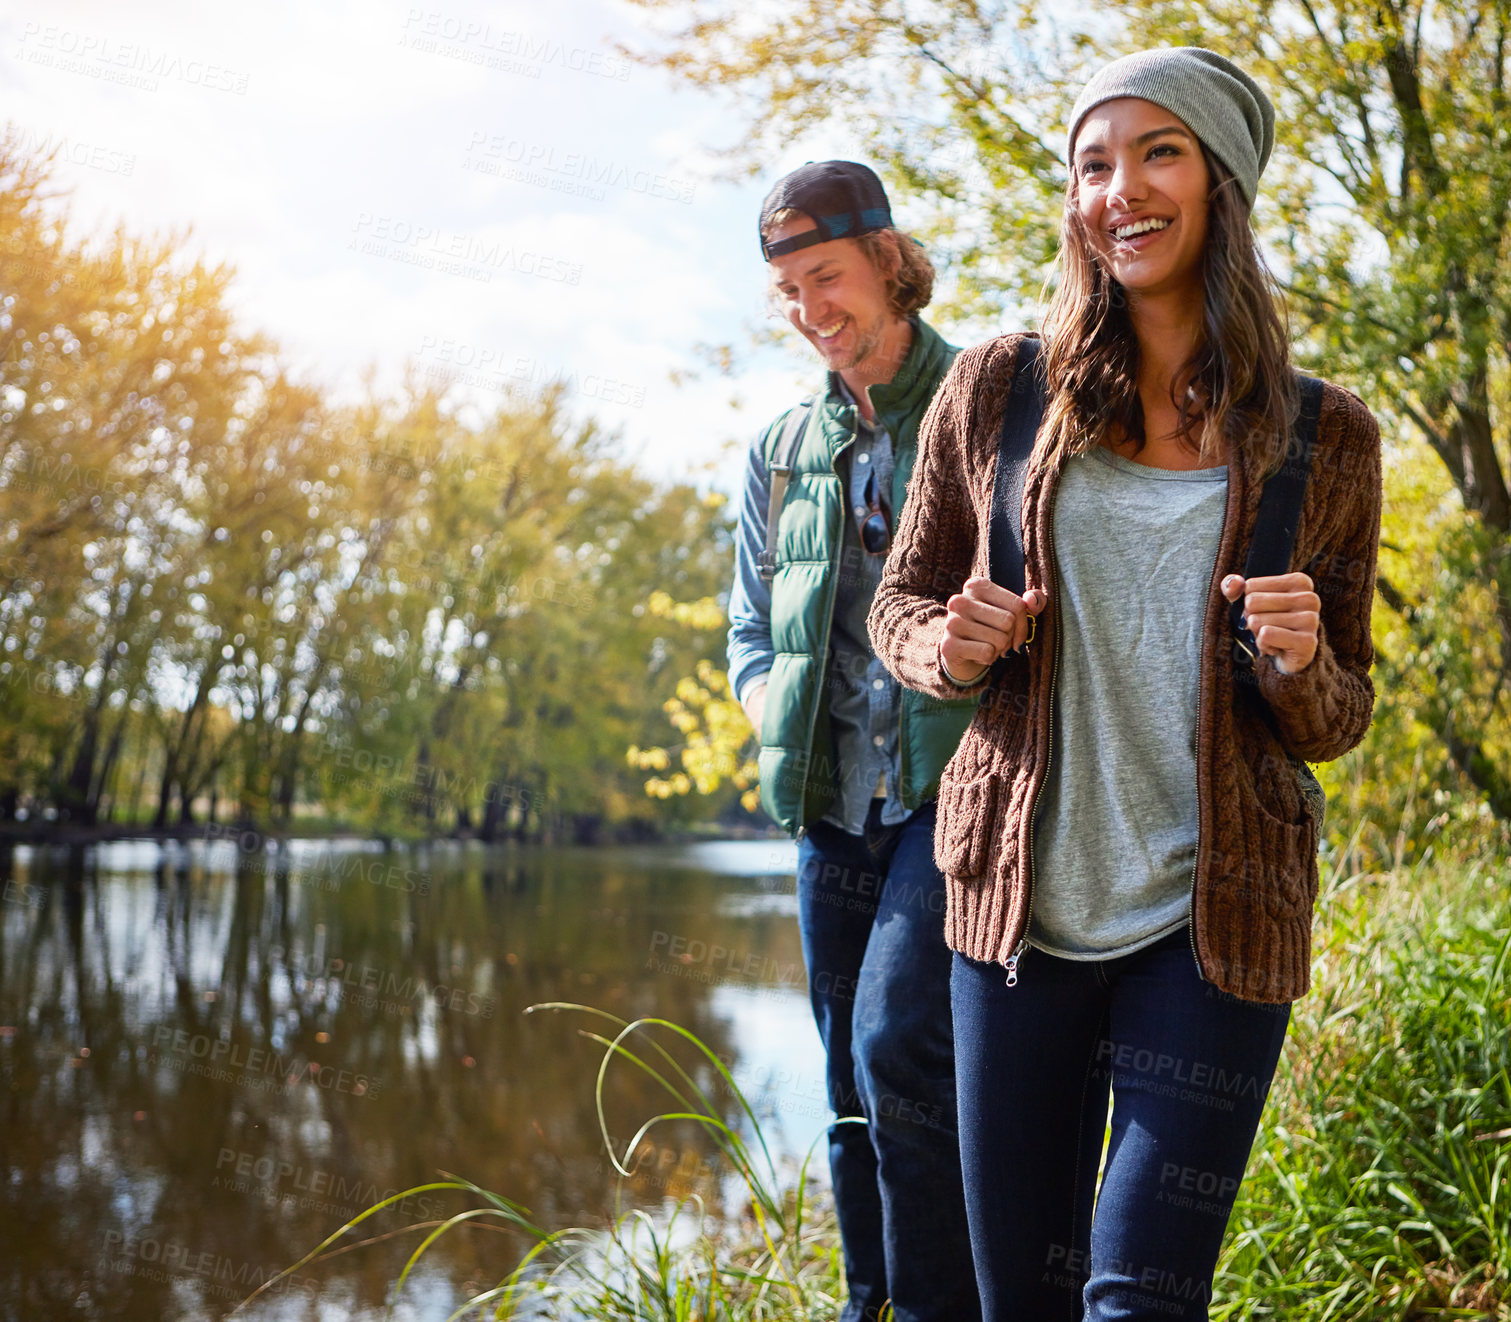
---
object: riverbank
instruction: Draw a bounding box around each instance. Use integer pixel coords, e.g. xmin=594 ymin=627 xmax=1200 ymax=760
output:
xmin=306 ymin=831 xmax=1509 ymax=1320
xmin=0 ymin=816 xmax=782 ymax=849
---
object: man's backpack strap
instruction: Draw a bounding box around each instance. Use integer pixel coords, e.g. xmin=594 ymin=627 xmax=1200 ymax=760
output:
xmin=987 ymin=335 xmax=1047 ymax=597
xmin=1229 ymin=373 xmax=1326 ymax=667
xmin=757 ymin=393 xmax=822 ymax=582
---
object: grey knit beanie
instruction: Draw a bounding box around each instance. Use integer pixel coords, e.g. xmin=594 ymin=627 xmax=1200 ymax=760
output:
xmin=1065 ymin=47 xmax=1275 ymax=206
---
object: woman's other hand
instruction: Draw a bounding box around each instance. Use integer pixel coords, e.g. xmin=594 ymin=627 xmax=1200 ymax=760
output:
xmin=1222 ymin=572 xmax=1320 ymax=674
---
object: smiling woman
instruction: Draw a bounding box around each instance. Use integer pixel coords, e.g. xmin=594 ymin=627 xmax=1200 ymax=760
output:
xmin=867 ymin=45 xmax=1385 ymax=1322
xmin=1073 ymin=108 xmax=1211 ymax=309
xmin=1043 ymin=91 xmax=1295 ymax=480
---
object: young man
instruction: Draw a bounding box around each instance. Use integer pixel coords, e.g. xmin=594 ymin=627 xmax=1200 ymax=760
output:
xmin=726 ymin=161 xmax=981 ymax=1322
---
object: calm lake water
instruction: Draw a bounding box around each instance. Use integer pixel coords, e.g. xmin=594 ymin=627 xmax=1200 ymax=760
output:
xmin=0 ymin=834 xmax=827 ymax=1320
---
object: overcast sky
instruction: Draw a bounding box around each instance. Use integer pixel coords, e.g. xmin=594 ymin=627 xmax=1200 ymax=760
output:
xmin=2 ymin=0 xmax=869 ymax=494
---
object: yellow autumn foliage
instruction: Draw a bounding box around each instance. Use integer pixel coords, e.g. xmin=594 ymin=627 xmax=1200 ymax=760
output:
xmin=635 ymin=597 xmax=760 ymax=813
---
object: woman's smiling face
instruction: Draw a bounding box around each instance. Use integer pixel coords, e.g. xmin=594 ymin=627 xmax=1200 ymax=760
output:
xmin=1072 ymin=96 xmax=1212 ymax=305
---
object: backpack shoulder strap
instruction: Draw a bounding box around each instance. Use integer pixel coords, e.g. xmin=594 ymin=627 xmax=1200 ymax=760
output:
xmin=987 ymin=335 xmax=1047 ymax=597
xmin=757 ymin=391 xmax=823 ymax=582
xmin=1230 ymin=373 xmax=1326 ymax=667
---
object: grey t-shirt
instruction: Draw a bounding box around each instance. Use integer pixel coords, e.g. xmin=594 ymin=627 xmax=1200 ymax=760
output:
xmin=1029 ymin=445 xmax=1228 ymax=959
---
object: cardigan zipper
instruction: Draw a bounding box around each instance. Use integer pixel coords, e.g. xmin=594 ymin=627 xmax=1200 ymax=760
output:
xmin=1006 ymin=462 xmax=1062 ymax=988
xmin=1009 ymin=580 xmax=1060 ymax=987
xmin=1184 ymin=465 xmax=1239 ymax=983
xmin=1184 ymin=637 xmax=1209 ymax=982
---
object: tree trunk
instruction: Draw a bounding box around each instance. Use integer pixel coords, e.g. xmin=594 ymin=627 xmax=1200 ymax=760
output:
xmin=59 ymin=706 xmax=102 ymax=825
xmin=1376 ymin=573 xmax=1511 ymax=819
xmin=154 ymin=634 xmax=224 ymax=830
xmin=479 ymin=785 xmax=502 ymax=842
xmin=151 ymin=754 xmax=176 ymax=831
xmin=126 ymin=740 xmax=150 ymax=828
xmin=92 ymin=714 xmax=128 ymax=824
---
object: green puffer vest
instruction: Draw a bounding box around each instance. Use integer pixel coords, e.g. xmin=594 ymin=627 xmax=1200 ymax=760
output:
xmin=756 ymin=318 xmax=979 ymax=837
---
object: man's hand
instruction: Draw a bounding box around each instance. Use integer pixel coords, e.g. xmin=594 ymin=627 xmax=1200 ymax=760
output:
xmin=1222 ymin=572 xmax=1320 ymax=675
xmin=940 ymin=576 xmax=1048 ymax=685
xmin=741 ymin=682 xmax=767 ymax=732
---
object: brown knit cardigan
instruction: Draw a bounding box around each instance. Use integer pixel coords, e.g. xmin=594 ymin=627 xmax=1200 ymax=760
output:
xmin=868 ymin=333 xmax=1383 ymax=1003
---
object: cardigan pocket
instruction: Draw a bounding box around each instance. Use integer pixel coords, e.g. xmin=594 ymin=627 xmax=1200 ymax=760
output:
xmin=932 ymin=777 xmax=999 ymax=881
xmin=1244 ymin=802 xmax=1320 ymax=919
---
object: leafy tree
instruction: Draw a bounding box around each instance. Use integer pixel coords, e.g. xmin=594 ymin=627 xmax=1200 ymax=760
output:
xmin=0 ymin=130 xmax=736 ymax=843
xmin=0 ymin=128 xmax=250 ymax=823
xmin=306 ymin=386 xmax=737 ymax=843
xmin=628 ymin=594 xmax=759 ymax=814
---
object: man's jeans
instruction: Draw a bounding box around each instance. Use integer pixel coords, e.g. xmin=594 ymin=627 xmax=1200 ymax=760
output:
xmin=796 ymin=799 xmax=980 ymax=1322
xmin=951 ymin=927 xmax=1292 ymax=1321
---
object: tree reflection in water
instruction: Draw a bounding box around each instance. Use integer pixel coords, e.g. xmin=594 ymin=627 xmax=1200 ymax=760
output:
xmin=0 ymin=835 xmax=813 ymax=1320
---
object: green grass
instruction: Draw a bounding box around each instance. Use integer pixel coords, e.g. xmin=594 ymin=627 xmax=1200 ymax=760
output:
xmin=237 ymin=1006 xmax=850 ymax=1320
xmin=1215 ymin=833 xmax=1510 ymax=1320
xmin=246 ymin=835 xmax=1509 ymax=1320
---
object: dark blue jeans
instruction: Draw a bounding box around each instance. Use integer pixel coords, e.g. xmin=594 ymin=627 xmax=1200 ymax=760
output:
xmin=796 ymin=799 xmax=980 ymax=1322
xmin=951 ymin=928 xmax=1292 ymax=1321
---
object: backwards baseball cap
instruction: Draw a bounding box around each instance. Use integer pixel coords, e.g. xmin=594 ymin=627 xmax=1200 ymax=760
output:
xmin=758 ymin=160 xmax=894 ymax=260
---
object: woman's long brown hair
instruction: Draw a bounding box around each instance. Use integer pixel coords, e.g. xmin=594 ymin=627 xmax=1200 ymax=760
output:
xmin=1037 ymin=147 xmax=1297 ymax=477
